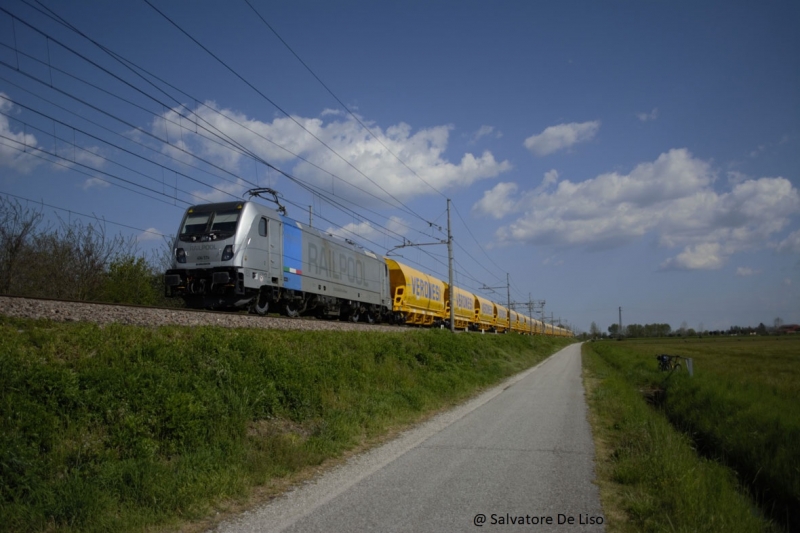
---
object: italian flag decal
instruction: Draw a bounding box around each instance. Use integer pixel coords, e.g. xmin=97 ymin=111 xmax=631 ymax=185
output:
xmin=283 ymin=266 xmax=302 ymax=275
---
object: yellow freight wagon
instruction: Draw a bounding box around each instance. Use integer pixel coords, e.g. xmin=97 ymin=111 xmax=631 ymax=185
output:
xmin=385 ymin=259 xmax=446 ymax=326
xmin=495 ymin=305 xmax=509 ymax=333
xmin=445 ymin=285 xmax=476 ymax=330
xmin=474 ymin=295 xmax=496 ymax=332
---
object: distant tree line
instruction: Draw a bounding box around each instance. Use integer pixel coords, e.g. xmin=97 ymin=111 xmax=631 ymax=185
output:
xmin=580 ymin=316 xmax=793 ymax=340
xmin=0 ymin=197 xmax=179 ymax=307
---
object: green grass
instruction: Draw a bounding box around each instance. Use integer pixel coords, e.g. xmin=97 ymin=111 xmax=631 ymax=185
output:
xmin=583 ymin=336 xmax=800 ymax=532
xmin=0 ymin=316 xmax=573 ymax=533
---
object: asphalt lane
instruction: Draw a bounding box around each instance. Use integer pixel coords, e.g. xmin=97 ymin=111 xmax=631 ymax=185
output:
xmin=213 ymin=342 xmax=605 ymax=533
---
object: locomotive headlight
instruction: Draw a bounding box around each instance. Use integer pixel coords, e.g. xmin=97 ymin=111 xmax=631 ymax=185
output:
xmin=221 ymin=244 xmax=234 ymax=261
xmin=176 ymin=248 xmax=186 ymax=264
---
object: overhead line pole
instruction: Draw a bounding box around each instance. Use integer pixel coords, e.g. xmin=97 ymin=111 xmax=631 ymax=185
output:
xmin=387 ymin=199 xmax=455 ymax=333
xmin=447 ymin=199 xmax=454 ymax=333
xmin=482 ymin=273 xmax=511 ymax=332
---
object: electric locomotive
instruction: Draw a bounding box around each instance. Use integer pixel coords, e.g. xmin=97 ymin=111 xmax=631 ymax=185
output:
xmin=164 ymin=189 xmax=391 ymax=322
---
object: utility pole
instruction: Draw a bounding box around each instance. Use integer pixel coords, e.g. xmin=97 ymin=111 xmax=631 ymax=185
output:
xmin=447 ymin=199 xmax=454 ymax=333
xmin=386 ymin=199 xmax=453 ymax=332
xmin=482 ymin=273 xmax=511 ymax=332
xmin=308 ymin=205 xmax=313 ymax=227
xmin=506 ymin=273 xmax=511 ymax=331
xmin=534 ymin=299 xmax=546 ymax=334
xmin=618 ymin=306 xmax=623 ymax=340
xmin=527 ymin=293 xmax=534 ymax=335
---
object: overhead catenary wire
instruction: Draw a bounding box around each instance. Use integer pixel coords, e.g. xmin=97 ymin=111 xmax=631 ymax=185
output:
xmin=0 ymin=54 xmax=419 ymax=248
xmin=241 ymin=1 xmax=512 ymax=293
xmin=243 ymin=0 xmax=446 ymax=201
xmin=141 ymin=0 xmax=431 ymax=226
xmin=0 ymin=95 xmax=242 ymax=204
xmin=4 ymin=2 xmax=457 ymax=249
xmin=3 ymin=3 xmax=426 ymax=242
xmin=0 ymin=131 xmax=196 ymax=207
xmin=2 ymin=3 xmax=558 ymax=322
xmin=0 ymin=189 xmax=167 ymax=239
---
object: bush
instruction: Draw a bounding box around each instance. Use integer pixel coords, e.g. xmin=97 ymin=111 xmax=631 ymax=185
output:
xmin=102 ymin=257 xmax=161 ymax=306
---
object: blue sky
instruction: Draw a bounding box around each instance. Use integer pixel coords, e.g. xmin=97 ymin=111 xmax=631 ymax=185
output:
xmin=1 ymin=0 xmax=798 ymax=333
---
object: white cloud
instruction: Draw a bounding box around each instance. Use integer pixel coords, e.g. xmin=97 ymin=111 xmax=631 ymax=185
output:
xmin=472 ymin=182 xmax=519 ymax=219
xmin=0 ymin=94 xmax=43 ymax=173
xmin=661 ymin=243 xmax=725 ymax=270
xmin=151 ymin=102 xmax=511 ymax=203
xmin=469 ymin=125 xmax=502 ymax=144
xmin=1 ymin=93 xmax=108 ymax=176
xmin=325 ymin=215 xmax=409 ymax=246
xmin=777 ymin=229 xmax=800 ymax=253
xmin=188 ymin=177 xmax=249 ymax=204
xmin=523 ymin=120 xmax=600 ymax=156
xmin=637 ymin=108 xmax=659 ymax=122
xmin=727 ymin=170 xmax=750 ymax=184
xmin=472 ymin=169 xmax=560 ymax=219
xmin=735 ymin=267 xmax=760 ymax=277
xmin=478 ymin=148 xmax=800 ymax=270
xmin=137 ymin=228 xmax=163 ymax=242
xmin=82 ymin=177 xmax=110 ymax=190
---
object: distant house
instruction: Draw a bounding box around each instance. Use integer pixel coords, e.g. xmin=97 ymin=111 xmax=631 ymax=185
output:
xmin=777 ymin=324 xmax=800 ymax=334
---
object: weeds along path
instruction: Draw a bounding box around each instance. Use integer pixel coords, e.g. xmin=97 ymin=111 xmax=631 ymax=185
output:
xmin=213 ymin=342 xmax=604 ymax=533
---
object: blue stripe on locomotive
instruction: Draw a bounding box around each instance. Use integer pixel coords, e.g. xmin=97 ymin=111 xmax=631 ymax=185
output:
xmin=281 ymin=216 xmax=302 ymax=290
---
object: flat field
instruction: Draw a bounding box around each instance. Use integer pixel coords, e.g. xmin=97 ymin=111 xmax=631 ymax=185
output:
xmin=586 ymin=335 xmax=800 ymax=532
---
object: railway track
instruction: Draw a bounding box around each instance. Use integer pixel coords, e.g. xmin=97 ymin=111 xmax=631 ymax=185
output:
xmin=0 ymin=295 xmax=401 ymax=333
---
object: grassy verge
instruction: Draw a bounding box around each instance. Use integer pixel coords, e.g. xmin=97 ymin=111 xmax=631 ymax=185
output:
xmin=0 ymin=316 xmax=573 ymax=533
xmin=582 ymin=341 xmax=780 ymax=532
xmin=591 ymin=337 xmax=800 ymax=530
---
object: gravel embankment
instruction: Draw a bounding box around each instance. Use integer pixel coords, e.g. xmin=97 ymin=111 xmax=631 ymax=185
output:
xmin=0 ymin=296 xmax=401 ymax=333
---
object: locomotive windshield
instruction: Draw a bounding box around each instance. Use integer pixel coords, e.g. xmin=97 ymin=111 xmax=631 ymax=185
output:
xmin=179 ymin=204 xmax=242 ymax=242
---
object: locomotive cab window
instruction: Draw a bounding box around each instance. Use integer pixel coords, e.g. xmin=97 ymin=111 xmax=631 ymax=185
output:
xmin=179 ymin=207 xmax=241 ymax=242
xmin=210 ymin=211 xmax=240 ymax=234
xmin=181 ymin=213 xmax=211 ymax=237
xmin=258 ymin=217 xmax=267 ymax=237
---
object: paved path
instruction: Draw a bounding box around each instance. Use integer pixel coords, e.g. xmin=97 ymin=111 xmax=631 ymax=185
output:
xmin=212 ymin=343 xmax=605 ymax=532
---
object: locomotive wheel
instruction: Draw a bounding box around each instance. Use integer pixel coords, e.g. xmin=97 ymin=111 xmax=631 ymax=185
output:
xmin=363 ymin=312 xmax=375 ymax=324
xmin=348 ymin=311 xmax=360 ymax=323
xmin=252 ymin=292 xmax=270 ymax=316
xmin=284 ymin=303 xmax=300 ymax=318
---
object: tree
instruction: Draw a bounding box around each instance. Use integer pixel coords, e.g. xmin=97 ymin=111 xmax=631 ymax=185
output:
xmin=0 ymin=198 xmax=44 ymax=294
xmin=626 ymin=323 xmax=644 ymax=338
xmin=22 ymin=218 xmax=130 ymax=300
xmin=608 ymin=323 xmax=620 ymax=337
xmin=589 ymin=321 xmax=601 ymax=339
